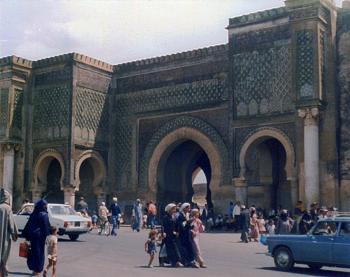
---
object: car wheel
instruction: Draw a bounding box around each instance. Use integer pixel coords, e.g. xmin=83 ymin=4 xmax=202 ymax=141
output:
xmin=274 ymin=246 xmax=294 ymax=271
xmin=307 ymin=264 xmax=322 ymax=271
xmin=68 ymin=234 xmax=79 ymax=241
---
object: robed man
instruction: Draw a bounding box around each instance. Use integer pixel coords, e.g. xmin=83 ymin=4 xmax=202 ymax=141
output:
xmin=0 ymin=189 xmax=18 ymax=277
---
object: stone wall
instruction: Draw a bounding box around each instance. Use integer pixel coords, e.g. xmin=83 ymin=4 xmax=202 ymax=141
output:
xmin=338 ymin=6 xmax=350 ymax=210
xmin=112 ymin=45 xmax=230 ymax=197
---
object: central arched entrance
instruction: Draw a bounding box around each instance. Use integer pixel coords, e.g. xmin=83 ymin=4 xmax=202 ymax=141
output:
xmin=156 ymin=140 xmax=212 ymax=208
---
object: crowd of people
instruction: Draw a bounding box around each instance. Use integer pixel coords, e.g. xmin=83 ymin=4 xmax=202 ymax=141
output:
xmin=0 ymin=187 xmax=345 ymax=275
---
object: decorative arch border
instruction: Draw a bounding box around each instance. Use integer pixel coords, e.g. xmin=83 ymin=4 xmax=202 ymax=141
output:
xmin=32 ymin=148 xmax=65 ymax=191
xmin=140 ymin=116 xmax=229 ymax=191
xmin=238 ymin=127 xmax=296 ymax=180
xmin=74 ymin=150 xmax=107 ymax=191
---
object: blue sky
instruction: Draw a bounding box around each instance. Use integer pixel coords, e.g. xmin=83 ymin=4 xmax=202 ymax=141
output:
xmin=0 ymin=0 xmax=343 ymax=64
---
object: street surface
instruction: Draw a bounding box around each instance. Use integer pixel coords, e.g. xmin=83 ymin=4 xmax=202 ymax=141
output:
xmin=7 ymin=227 xmax=350 ymax=277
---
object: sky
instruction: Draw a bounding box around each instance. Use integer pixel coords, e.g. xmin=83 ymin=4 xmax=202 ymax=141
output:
xmin=0 ymin=0 xmax=343 ymax=64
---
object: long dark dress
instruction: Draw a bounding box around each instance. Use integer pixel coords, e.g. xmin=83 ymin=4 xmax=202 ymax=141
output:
xmin=162 ymin=213 xmax=181 ymax=266
xmin=177 ymin=212 xmax=195 ymax=265
xmin=22 ymin=199 xmax=50 ymax=273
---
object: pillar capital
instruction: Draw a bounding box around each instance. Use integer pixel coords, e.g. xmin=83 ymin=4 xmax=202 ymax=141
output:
xmin=298 ymin=107 xmax=320 ymax=125
xmin=1 ymin=143 xmax=21 ymax=152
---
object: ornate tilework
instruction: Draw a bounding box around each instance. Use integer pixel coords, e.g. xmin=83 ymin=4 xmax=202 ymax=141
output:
xmin=116 ymin=78 xmax=228 ymax=115
xmin=114 ymin=118 xmax=132 ymax=185
xmin=296 ymin=30 xmax=315 ymax=99
xmin=33 ymin=85 xmax=70 ymax=140
xmin=75 ymin=87 xmax=108 ymax=131
xmin=0 ymin=88 xmax=9 ymax=136
xmin=10 ymin=88 xmax=23 ymax=139
xmin=233 ymin=43 xmax=293 ymax=117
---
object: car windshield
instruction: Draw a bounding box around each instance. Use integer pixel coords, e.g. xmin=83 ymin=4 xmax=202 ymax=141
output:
xmin=312 ymin=221 xmax=338 ymax=235
xmin=18 ymin=205 xmax=34 ymax=215
xmin=49 ymin=206 xmax=76 ymax=216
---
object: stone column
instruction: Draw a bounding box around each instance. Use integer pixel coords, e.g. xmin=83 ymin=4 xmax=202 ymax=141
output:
xmin=64 ymin=187 xmax=76 ymax=207
xmin=2 ymin=144 xmax=15 ymax=195
xmin=233 ymin=178 xmax=247 ymax=205
xmin=298 ymin=107 xmax=320 ymax=208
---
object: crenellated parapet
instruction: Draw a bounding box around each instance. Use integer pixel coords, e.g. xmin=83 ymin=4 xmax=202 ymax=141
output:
xmin=0 ymin=55 xmax=32 ymax=68
xmin=114 ymin=44 xmax=228 ymax=74
xmin=228 ymin=7 xmax=288 ymax=29
xmin=33 ymin=53 xmax=113 ymax=72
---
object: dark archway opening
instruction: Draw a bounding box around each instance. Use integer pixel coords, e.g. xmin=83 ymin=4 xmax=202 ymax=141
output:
xmin=157 ymin=140 xmax=212 ymax=212
xmin=76 ymin=159 xmax=97 ymax=213
xmin=245 ymin=138 xmax=288 ymax=211
xmin=44 ymin=159 xmax=63 ymax=203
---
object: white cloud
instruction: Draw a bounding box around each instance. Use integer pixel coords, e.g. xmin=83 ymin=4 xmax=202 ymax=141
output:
xmin=0 ymin=0 xmax=344 ymax=64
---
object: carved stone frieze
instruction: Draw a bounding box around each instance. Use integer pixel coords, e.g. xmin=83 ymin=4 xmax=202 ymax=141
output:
xmin=115 ymin=78 xmax=228 ymax=115
xmin=34 ymin=67 xmax=72 ymax=86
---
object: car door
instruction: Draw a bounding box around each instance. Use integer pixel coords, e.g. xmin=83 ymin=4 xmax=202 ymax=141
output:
xmin=15 ymin=204 xmax=33 ymax=233
xmin=332 ymin=222 xmax=350 ymax=266
xmin=300 ymin=221 xmax=338 ymax=264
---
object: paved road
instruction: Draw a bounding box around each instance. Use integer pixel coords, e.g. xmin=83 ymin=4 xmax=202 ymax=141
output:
xmin=7 ymin=227 xmax=350 ymax=277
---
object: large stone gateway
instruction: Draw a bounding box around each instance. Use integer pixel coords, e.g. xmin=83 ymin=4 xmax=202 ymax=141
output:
xmin=0 ymin=0 xmax=349 ymax=213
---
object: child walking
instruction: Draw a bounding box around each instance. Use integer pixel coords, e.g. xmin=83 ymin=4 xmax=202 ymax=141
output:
xmin=43 ymin=226 xmax=58 ymax=277
xmin=190 ymin=209 xmax=206 ymax=268
xmin=144 ymin=229 xmax=157 ymax=268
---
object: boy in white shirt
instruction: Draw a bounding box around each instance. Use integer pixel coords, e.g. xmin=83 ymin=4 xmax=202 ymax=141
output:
xmin=43 ymin=226 xmax=58 ymax=277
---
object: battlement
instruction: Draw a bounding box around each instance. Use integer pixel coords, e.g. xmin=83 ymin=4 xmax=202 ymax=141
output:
xmin=0 ymin=55 xmax=33 ymax=68
xmin=33 ymin=53 xmax=113 ymax=72
xmin=114 ymin=44 xmax=228 ymax=73
xmin=228 ymin=7 xmax=288 ymax=29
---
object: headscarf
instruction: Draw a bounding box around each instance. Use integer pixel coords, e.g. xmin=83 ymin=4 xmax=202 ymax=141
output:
xmin=180 ymin=202 xmax=190 ymax=212
xmin=0 ymin=188 xmax=12 ymax=206
xmin=191 ymin=209 xmax=199 ymax=216
xmin=165 ymin=203 xmax=176 ymax=213
xmin=33 ymin=199 xmax=48 ymax=214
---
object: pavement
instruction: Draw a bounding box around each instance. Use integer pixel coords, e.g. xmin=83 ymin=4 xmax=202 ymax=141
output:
xmin=7 ymin=227 xmax=350 ymax=277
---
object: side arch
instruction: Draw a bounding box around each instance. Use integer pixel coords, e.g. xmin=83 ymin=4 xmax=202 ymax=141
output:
xmin=74 ymin=150 xmax=107 ymax=192
xmin=239 ymin=127 xmax=296 ymax=181
xmin=32 ymin=148 xmax=65 ymax=192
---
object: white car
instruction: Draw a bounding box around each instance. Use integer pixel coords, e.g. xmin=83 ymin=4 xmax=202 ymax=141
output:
xmin=15 ymin=203 xmax=91 ymax=241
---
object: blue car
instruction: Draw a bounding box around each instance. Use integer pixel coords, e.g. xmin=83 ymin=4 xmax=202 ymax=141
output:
xmin=266 ymin=217 xmax=350 ymax=271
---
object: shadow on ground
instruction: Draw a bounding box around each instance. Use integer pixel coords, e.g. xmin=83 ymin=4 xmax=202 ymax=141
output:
xmin=260 ymin=266 xmax=350 ymax=276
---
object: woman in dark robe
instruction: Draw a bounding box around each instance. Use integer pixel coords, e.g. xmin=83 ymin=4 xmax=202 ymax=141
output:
xmin=177 ymin=203 xmax=197 ymax=267
xmin=162 ymin=203 xmax=183 ymax=267
xmin=22 ymin=199 xmax=50 ymax=276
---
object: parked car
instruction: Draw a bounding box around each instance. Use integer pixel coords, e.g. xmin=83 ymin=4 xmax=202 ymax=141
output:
xmin=265 ymin=216 xmax=350 ymax=271
xmin=15 ymin=203 xmax=92 ymax=241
